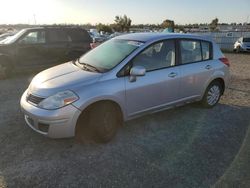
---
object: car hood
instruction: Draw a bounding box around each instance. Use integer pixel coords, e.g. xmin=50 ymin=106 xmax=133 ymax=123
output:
xmin=29 ymin=62 xmax=102 ymax=97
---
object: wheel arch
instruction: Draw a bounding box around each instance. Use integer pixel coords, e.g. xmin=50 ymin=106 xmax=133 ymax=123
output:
xmin=211 ymin=78 xmax=225 ymax=94
xmin=203 ymin=77 xmax=225 ymax=98
xmin=82 ymin=99 xmax=124 ymax=119
xmin=74 ymin=99 xmax=124 ymax=137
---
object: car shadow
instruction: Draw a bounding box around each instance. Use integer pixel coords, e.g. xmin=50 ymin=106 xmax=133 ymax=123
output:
xmin=0 ymin=102 xmax=249 ymax=187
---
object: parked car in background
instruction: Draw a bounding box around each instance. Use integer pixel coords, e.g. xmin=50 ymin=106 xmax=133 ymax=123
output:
xmin=0 ymin=32 xmax=16 ymax=42
xmin=88 ymin=31 xmax=107 ymax=42
xmin=88 ymin=31 xmax=108 ymax=49
xmin=0 ymin=26 xmax=92 ymax=78
xmin=108 ymin=32 xmax=124 ymax=39
xmin=233 ymin=37 xmax=250 ymax=52
xmin=21 ymin=33 xmax=230 ymax=143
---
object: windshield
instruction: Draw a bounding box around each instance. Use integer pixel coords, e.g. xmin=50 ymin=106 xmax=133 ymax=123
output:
xmin=243 ymin=38 xmax=250 ymax=42
xmin=0 ymin=29 xmax=26 ymax=44
xmin=79 ymin=39 xmax=144 ymax=72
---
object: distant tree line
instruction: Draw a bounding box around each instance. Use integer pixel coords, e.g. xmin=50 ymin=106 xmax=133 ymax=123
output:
xmin=94 ymin=17 xmax=222 ymax=33
xmin=1 ymin=16 xmax=249 ymax=34
xmin=96 ymin=15 xmax=132 ymax=33
xmin=95 ymin=16 xmax=176 ymax=33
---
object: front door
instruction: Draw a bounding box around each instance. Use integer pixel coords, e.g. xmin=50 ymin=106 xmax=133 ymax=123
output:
xmin=15 ymin=29 xmax=48 ymax=69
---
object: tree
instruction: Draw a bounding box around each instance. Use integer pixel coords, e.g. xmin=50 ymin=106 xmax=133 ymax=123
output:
xmin=114 ymin=15 xmax=132 ymax=32
xmin=96 ymin=23 xmax=113 ymax=33
xmin=161 ymin=19 xmax=175 ymax=30
xmin=210 ymin=18 xmax=219 ymax=31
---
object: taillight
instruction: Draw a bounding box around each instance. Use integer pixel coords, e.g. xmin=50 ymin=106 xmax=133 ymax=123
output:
xmin=219 ymin=57 xmax=230 ymax=67
xmin=90 ymin=42 xmax=100 ymax=49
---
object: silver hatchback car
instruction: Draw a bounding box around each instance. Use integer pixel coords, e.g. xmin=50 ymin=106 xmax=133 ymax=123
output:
xmin=20 ymin=33 xmax=230 ymax=142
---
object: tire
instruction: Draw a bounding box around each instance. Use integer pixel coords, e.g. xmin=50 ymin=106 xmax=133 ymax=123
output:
xmin=76 ymin=101 xmax=122 ymax=143
xmin=201 ymin=81 xmax=222 ymax=108
xmin=0 ymin=58 xmax=13 ymax=79
xmin=236 ymin=46 xmax=241 ymax=53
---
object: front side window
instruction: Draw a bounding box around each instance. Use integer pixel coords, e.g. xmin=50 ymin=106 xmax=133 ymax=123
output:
xmin=19 ymin=31 xmax=45 ymax=44
xmin=243 ymin=38 xmax=250 ymax=42
xmin=79 ymin=39 xmax=143 ymax=72
xmin=180 ymin=40 xmax=202 ymax=64
xmin=132 ymin=40 xmax=176 ymax=71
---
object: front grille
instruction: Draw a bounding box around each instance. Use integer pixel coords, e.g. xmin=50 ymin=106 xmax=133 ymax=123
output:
xmin=27 ymin=94 xmax=45 ymax=105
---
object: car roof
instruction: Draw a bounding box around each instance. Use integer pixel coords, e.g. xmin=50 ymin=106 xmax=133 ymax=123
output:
xmin=115 ymin=32 xmax=212 ymax=43
xmin=22 ymin=26 xmax=85 ymax=31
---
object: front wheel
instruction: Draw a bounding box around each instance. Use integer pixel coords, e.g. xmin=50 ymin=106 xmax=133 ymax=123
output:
xmin=201 ymin=82 xmax=222 ymax=108
xmin=76 ymin=102 xmax=122 ymax=143
xmin=236 ymin=46 xmax=241 ymax=53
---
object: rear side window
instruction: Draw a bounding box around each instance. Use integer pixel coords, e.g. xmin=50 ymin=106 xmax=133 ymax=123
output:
xmin=180 ymin=40 xmax=202 ymax=64
xmin=48 ymin=29 xmax=70 ymax=43
xmin=180 ymin=40 xmax=212 ymax=64
xmin=67 ymin=29 xmax=91 ymax=42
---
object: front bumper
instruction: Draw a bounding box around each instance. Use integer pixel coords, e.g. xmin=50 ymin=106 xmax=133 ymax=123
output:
xmin=20 ymin=90 xmax=82 ymax=138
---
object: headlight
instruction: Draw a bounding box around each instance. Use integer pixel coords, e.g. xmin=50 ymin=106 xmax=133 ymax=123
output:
xmin=38 ymin=90 xmax=79 ymax=110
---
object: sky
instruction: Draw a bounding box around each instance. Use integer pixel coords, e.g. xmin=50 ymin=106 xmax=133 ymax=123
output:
xmin=0 ymin=0 xmax=249 ymax=25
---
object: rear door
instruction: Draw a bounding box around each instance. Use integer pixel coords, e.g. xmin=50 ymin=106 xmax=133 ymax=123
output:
xmin=124 ymin=39 xmax=181 ymax=117
xmin=46 ymin=28 xmax=72 ymax=63
xmin=66 ymin=28 xmax=92 ymax=59
xmin=178 ymin=39 xmax=214 ymax=100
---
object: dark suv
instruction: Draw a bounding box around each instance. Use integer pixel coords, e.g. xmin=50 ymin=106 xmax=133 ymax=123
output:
xmin=0 ymin=26 xmax=92 ymax=78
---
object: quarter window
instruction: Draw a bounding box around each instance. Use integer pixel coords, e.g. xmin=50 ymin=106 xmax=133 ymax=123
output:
xmin=180 ymin=40 xmax=202 ymax=64
xmin=201 ymin=41 xmax=210 ymax=60
xmin=133 ymin=40 xmax=176 ymax=71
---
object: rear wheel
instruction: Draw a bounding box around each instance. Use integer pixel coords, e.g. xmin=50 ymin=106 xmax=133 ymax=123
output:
xmin=76 ymin=101 xmax=122 ymax=143
xmin=201 ymin=81 xmax=222 ymax=108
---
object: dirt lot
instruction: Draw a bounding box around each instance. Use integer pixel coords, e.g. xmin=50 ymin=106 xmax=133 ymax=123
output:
xmin=0 ymin=53 xmax=249 ymax=188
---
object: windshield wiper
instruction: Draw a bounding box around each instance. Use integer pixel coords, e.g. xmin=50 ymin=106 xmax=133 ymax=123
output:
xmin=82 ymin=62 xmax=101 ymax=73
xmin=75 ymin=59 xmax=101 ymax=73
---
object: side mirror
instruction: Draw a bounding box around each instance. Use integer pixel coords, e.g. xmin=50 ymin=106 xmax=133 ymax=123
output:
xmin=129 ymin=66 xmax=146 ymax=82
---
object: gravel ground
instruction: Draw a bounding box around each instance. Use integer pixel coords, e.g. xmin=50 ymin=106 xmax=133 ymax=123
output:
xmin=0 ymin=53 xmax=249 ymax=188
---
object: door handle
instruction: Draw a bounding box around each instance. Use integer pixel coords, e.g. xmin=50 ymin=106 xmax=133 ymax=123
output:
xmin=205 ymin=65 xmax=212 ymax=70
xmin=168 ymin=72 xmax=177 ymax=78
